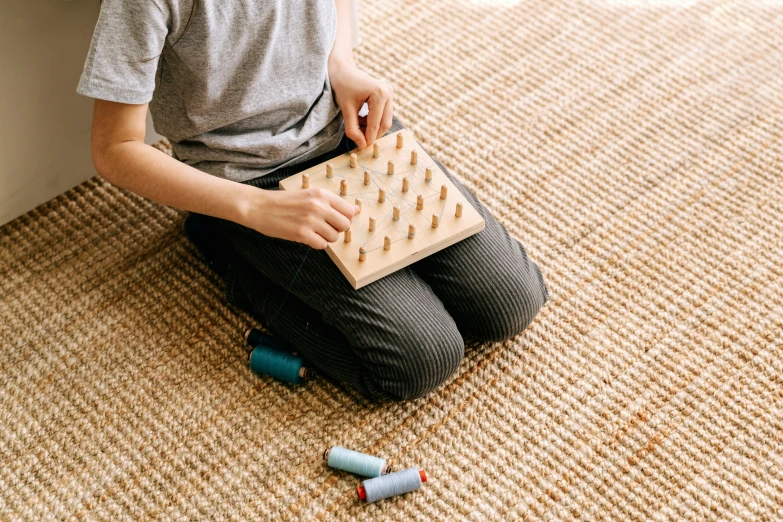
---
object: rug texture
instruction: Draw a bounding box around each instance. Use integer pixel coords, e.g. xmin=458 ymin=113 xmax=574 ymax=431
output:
xmin=2 ymin=0 xmax=782 ymax=519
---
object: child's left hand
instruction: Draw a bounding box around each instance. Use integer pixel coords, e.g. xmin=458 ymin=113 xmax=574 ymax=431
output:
xmin=330 ymin=66 xmax=394 ymax=150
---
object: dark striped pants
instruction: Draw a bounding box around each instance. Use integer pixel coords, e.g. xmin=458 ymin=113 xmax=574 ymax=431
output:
xmin=189 ymin=118 xmax=548 ymax=400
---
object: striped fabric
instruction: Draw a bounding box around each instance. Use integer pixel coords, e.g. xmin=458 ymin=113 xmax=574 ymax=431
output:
xmin=189 ymin=118 xmax=548 ymax=399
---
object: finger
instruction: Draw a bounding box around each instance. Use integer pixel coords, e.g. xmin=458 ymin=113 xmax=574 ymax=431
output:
xmin=323 ymin=207 xmax=351 ymax=232
xmin=325 ymin=191 xmax=356 ymax=219
xmin=303 ymin=231 xmax=328 ymax=250
xmin=342 ymin=104 xmax=366 ymax=150
xmin=364 ymin=92 xmax=385 ymax=147
xmin=313 ymin=220 xmax=340 ymax=244
xmin=380 ymin=95 xmax=394 ymax=137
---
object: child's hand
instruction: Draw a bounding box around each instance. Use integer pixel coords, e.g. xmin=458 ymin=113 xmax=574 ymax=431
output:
xmin=241 ymin=187 xmax=360 ymax=250
xmin=330 ymin=67 xmax=394 ymax=150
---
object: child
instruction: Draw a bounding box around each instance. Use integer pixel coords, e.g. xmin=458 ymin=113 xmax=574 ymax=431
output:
xmin=78 ymin=0 xmax=548 ymax=400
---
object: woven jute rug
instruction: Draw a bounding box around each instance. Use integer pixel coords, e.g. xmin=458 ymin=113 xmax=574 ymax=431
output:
xmin=2 ymin=0 xmax=782 ymax=519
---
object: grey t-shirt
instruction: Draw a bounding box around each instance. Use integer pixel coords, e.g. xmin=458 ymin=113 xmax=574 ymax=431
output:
xmin=77 ymin=0 xmax=344 ymax=182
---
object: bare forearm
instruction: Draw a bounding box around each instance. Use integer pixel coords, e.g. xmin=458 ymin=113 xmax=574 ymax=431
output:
xmin=329 ymin=0 xmax=356 ymax=72
xmin=88 ymin=100 xmax=357 ymax=251
xmin=94 ymin=139 xmax=257 ymax=226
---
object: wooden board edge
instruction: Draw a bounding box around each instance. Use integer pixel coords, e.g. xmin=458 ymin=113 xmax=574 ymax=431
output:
xmin=325 ymin=246 xmax=359 ymax=289
xmin=352 ymin=219 xmax=486 ymax=289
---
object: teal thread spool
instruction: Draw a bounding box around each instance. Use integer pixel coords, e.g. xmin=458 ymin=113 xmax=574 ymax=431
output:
xmin=323 ymin=446 xmax=392 ymax=477
xmin=244 ymin=329 xmax=311 ymax=384
xmin=248 ymin=346 xmax=311 ymax=384
xmin=357 ymin=467 xmax=427 ymax=503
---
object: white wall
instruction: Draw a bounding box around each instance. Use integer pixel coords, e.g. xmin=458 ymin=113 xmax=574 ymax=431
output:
xmin=0 ymin=0 xmax=101 ymax=227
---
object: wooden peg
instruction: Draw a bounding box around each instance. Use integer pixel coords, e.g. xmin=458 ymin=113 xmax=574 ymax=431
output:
xmin=410 ymin=150 xmax=418 ymax=165
xmin=302 ymin=173 xmax=309 ymax=189
xmin=408 ymin=224 xmax=416 ymax=239
xmin=340 ymin=179 xmax=348 ymax=196
xmin=373 ymin=142 xmax=380 ymax=158
xmin=440 ymin=185 xmax=448 ymax=200
xmin=425 ymin=167 xmax=432 ymax=183
xmin=350 ymin=153 xmax=357 ymax=168
xmin=355 ymin=198 xmax=362 ymax=213
xmin=359 ymin=246 xmax=367 ymax=262
xmin=387 ymin=160 xmax=395 ymax=176
xmin=402 ymin=177 xmax=409 ymax=193
xmin=369 ymin=216 xmax=376 ymax=232
xmin=384 ymin=236 xmax=392 ymax=250
xmin=432 ymin=214 xmax=439 ymax=228
xmin=396 ymin=134 xmax=403 ymax=149
xmin=378 ymin=188 xmax=385 ymax=203
xmin=344 ymin=228 xmax=352 ymax=243
xmin=393 ymin=206 xmax=400 ymax=221
xmin=363 ymin=170 xmax=371 ymax=185
xmin=455 ymin=202 xmax=463 ymax=217
xmin=416 ymin=195 xmax=423 ymax=211
xmin=326 ymin=163 xmax=334 ymax=178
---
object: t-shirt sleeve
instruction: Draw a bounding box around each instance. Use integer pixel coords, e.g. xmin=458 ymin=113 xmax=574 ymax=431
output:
xmin=76 ymin=0 xmax=171 ymax=104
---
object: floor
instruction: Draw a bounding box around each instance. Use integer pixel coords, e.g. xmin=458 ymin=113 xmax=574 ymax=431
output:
xmin=1 ymin=0 xmax=782 ymax=519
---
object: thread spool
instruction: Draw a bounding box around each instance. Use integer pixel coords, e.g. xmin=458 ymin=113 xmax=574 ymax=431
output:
xmin=373 ymin=143 xmax=380 ymax=158
xmin=363 ymin=170 xmax=371 ymax=185
xmin=344 ymin=228 xmax=352 ymax=243
xmin=408 ymin=224 xmax=416 ymax=239
xmin=355 ymin=198 xmax=362 ymax=214
xmin=387 ymin=160 xmax=394 ymax=176
xmin=359 ymin=246 xmax=367 ymax=262
xmin=245 ymin=328 xmax=290 ymax=352
xmin=410 ymin=150 xmax=417 ymax=165
xmin=326 ymin=163 xmax=334 ymax=178
xmin=248 ymin=346 xmax=311 ymax=384
xmin=402 ymin=177 xmax=409 ymax=193
xmin=455 ymin=202 xmax=463 ymax=218
xmin=378 ymin=188 xmax=385 ymax=203
xmin=302 ymin=173 xmax=309 ymax=189
xmin=440 ymin=185 xmax=448 ymax=200
xmin=369 ymin=217 xmax=376 ymax=232
xmin=432 ymin=214 xmax=439 ymax=228
xmin=425 ymin=167 xmax=432 ymax=183
xmin=384 ymin=236 xmax=391 ymax=250
xmin=396 ymin=134 xmax=403 ymax=149
xmin=340 ymin=179 xmax=348 ymax=196
xmin=323 ymin=447 xmax=391 ymax=477
xmin=350 ymin=153 xmax=358 ymax=168
xmin=357 ymin=468 xmax=427 ymax=503
xmin=416 ymin=195 xmax=423 ymax=211
xmin=393 ymin=206 xmax=400 ymax=221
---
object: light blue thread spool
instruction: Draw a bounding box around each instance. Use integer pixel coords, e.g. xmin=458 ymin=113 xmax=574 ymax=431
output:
xmin=357 ymin=467 xmax=427 ymax=503
xmin=248 ymin=346 xmax=311 ymax=384
xmin=324 ymin=446 xmax=391 ymax=477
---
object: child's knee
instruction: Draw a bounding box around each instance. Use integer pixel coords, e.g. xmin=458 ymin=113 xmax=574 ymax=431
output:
xmin=471 ymin=262 xmax=549 ymax=343
xmin=381 ymin=320 xmax=465 ymax=401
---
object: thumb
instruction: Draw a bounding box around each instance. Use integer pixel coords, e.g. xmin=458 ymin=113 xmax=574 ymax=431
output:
xmin=342 ymin=103 xmax=367 ymax=150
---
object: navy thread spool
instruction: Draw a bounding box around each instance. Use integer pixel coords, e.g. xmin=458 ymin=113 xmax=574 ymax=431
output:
xmin=244 ymin=329 xmax=311 ymax=384
xmin=323 ymin=446 xmax=392 ymax=477
xmin=245 ymin=328 xmax=290 ymax=353
xmin=357 ymin=468 xmax=427 ymax=503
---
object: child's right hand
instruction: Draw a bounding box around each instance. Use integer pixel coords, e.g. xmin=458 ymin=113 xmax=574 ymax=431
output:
xmin=240 ymin=187 xmax=359 ymax=250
